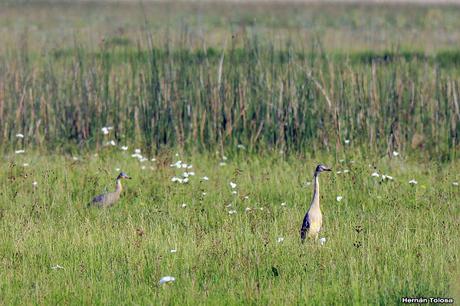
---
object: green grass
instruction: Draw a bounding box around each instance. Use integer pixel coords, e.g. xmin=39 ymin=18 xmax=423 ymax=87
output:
xmin=0 ymin=150 xmax=458 ymax=304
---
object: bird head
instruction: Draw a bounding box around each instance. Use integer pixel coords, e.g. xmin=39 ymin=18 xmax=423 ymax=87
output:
xmin=117 ymin=172 xmax=132 ymax=180
xmin=315 ymin=164 xmax=332 ymax=175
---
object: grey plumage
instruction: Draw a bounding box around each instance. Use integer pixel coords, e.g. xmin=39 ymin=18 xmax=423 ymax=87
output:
xmin=89 ymin=172 xmax=131 ymax=208
xmin=300 ymin=164 xmax=331 ymax=242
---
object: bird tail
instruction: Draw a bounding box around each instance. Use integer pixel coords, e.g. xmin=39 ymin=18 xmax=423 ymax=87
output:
xmin=300 ymin=227 xmax=307 ymax=242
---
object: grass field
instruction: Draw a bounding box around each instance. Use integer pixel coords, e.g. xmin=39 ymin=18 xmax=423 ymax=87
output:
xmin=1 ymin=150 xmax=459 ymax=304
xmin=1 ymin=1 xmax=460 ymax=304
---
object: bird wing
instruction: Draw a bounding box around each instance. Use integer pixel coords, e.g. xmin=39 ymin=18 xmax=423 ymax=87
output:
xmin=88 ymin=193 xmax=107 ymax=207
xmin=300 ymin=212 xmax=310 ymax=242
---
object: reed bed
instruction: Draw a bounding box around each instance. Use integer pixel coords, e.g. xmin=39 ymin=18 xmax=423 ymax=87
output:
xmin=1 ymin=41 xmax=460 ymax=160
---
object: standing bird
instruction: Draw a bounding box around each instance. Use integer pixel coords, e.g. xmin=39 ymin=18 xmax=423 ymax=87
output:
xmin=89 ymin=172 xmax=131 ymax=208
xmin=300 ymin=164 xmax=332 ymax=242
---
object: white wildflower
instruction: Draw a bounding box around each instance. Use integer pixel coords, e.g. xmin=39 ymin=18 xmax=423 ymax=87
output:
xmin=15 ymin=150 xmax=25 ymax=154
xmin=202 ymin=176 xmax=209 ymax=181
xmin=121 ymin=146 xmax=128 ymax=151
xmin=409 ymin=179 xmax=418 ymax=185
xmin=228 ymin=210 xmax=237 ymax=215
xmin=23 ymin=163 xmax=29 ymax=167
xmin=453 ymin=182 xmax=459 ymax=186
xmin=219 ymin=162 xmax=227 ymax=166
xmin=170 ymin=249 xmax=177 ymax=253
xmin=16 ymin=133 xmax=24 ymax=138
xmin=181 ymin=203 xmax=187 ymax=208
xmin=371 ymin=172 xmax=380 ymax=178
xmin=343 ymin=169 xmax=350 ymax=173
xmin=51 ymin=265 xmax=64 ymax=270
xmin=245 ymin=207 xmax=252 ymax=212
xmin=32 ymin=181 xmax=38 ymax=187
xmin=134 ymin=149 xmax=141 ymax=154
xmin=107 ymin=140 xmax=116 ymax=146
xmin=230 ymin=182 xmax=237 ymax=189
xmin=344 ymin=139 xmax=350 ymax=144
xmin=336 ymin=196 xmax=343 ymax=202
xmin=159 ymin=276 xmax=175 ymax=285
xmin=237 ymin=144 xmax=246 ymax=150
xmin=277 ymin=237 xmax=284 ymax=243
xmin=319 ymin=237 xmax=326 ymax=245
xmin=393 ymin=151 xmax=399 ymax=157
xmin=281 ymin=202 xmax=286 ymax=207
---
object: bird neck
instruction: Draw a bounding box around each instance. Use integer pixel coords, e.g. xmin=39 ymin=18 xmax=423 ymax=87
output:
xmin=310 ymin=174 xmax=320 ymax=209
xmin=115 ymin=179 xmax=122 ymax=193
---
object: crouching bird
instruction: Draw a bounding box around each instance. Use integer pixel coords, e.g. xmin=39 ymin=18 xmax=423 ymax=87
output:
xmin=89 ymin=172 xmax=131 ymax=208
xmin=300 ymin=164 xmax=331 ymax=242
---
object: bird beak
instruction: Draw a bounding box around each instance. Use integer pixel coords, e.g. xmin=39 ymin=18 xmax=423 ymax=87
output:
xmin=324 ymin=167 xmax=332 ymax=171
xmin=127 ymin=176 xmax=132 ymax=179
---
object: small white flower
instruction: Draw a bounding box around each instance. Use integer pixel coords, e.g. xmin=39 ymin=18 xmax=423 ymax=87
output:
xmin=188 ymin=172 xmax=195 ymax=176
xmin=319 ymin=237 xmax=326 ymax=245
xmin=115 ymin=168 xmax=121 ymax=172
xmin=202 ymin=176 xmax=209 ymax=181
xmin=453 ymin=182 xmax=459 ymax=186
xmin=23 ymin=163 xmax=29 ymax=167
xmin=336 ymin=171 xmax=342 ymax=174
xmin=222 ymin=156 xmax=228 ymax=161
xmin=32 ymin=181 xmax=38 ymax=187
xmin=219 ymin=162 xmax=227 ymax=166
xmin=202 ymin=192 xmax=207 ymax=196
xmin=226 ymin=204 xmax=232 ymax=208
xmin=344 ymin=139 xmax=350 ymax=144
xmin=107 ymin=140 xmax=116 ymax=146
xmin=101 ymin=127 xmax=109 ymax=135
xmin=244 ymin=196 xmax=249 ymax=200
xmin=170 ymin=249 xmax=177 ymax=253
xmin=343 ymin=169 xmax=350 ymax=173
xmin=181 ymin=203 xmax=187 ymax=208
xmin=183 ymin=178 xmax=189 ymax=183
xmin=141 ymin=166 xmax=146 ymax=170
xmin=182 ymin=172 xmax=189 ymax=178
xmin=134 ymin=148 xmax=141 ymax=154
xmin=245 ymin=207 xmax=251 ymax=212
xmin=281 ymin=202 xmax=286 ymax=207
xmin=16 ymin=133 xmax=24 ymax=138
xmin=230 ymin=182 xmax=237 ymax=189
xmin=336 ymin=196 xmax=343 ymax=202
xmin=181 ymin=163 xmax=188 ymax=169
xmin=393 ymin=151 xmax=399 ymax=157
xmin=15 ymin=150 xmax=25 ymax=154
xmin=228 ymin=210 xmax=237 ymax=215
xmin=51 ymin=264 xmax=64 ymax=270
xmin=371 ymin=172 xmax=380 ymax=178
xmin=151 ymin=158 xmax=156 ymax=162
xmin=175 ymin=153 xmax=179 ymax=157
xmin=121 ymin=146 xmax=128 ymax=151
xmin=187 ymin=165 xmax=193 ymax=169
xmin=139 ymin=157 xmax=148 ymax=163
xmin=382 ymin=175 xmax=394 ymax=181
xmin=277 ymin=237 xmax=284 ymax=243
xmin=159 ymin=276 xmax=175 ymax=285
xmin=232 ymin=191 xmax=237 ymax=195
xmin=237 ymin=144 xmax=246 ymax=149
xmin=409 ymin=179 xmax=418 ymax=185
xmin=171 ymin=177 xmax=180 ymax=182
xmin=305 ymin=181 xmax=311 ymax=186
